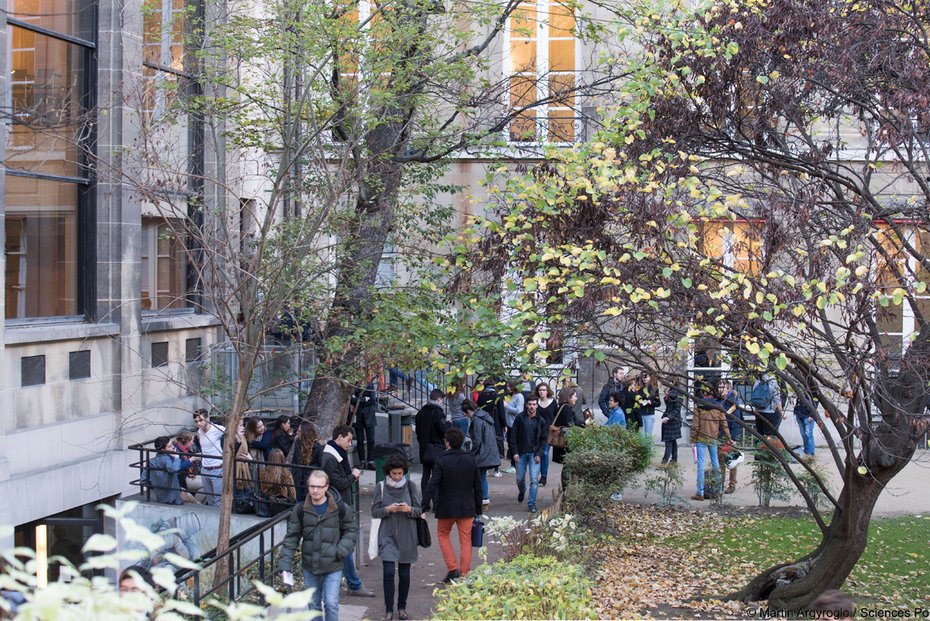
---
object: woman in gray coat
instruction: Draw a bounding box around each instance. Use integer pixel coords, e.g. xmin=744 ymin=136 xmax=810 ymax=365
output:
xmin=371 ymin=453 xmax=422 ymax=621
xmin=463 ymin=399 xmax=500 ymax=507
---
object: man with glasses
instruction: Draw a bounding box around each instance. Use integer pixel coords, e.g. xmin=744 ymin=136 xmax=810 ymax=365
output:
xmin=278 ymin=470 xmax=359 ymax=621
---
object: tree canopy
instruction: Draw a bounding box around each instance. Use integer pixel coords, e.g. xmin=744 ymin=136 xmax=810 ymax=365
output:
xmin=453 ymin=0 xmax=930 ymax=609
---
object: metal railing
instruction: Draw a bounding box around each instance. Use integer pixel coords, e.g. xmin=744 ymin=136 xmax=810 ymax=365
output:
xmin=128 ymin=437 xmax=363 ymax=616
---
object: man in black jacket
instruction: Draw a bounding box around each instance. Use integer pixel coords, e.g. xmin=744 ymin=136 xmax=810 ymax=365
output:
xmin=320 ymin=425 xmax=375 ymax=598
xmin=598 ymin=367 xmax=627 ymax=417
xmin=424 ymin=427 xmax=482 ymax=583
xmin=350 ymin=381 xmax=378 ymax=470
xmin=511 ymin=395 xmax=548 ymax=513
xmin=415 ymin=388 xmax=447 ymax=510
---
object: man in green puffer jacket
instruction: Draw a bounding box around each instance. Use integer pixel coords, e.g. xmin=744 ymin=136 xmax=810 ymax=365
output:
xmin=278 ymin=470 xmax=359 ymax=621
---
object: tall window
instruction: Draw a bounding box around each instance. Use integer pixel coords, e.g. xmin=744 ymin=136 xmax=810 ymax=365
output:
xmin=142 ymin=0 xmax=186 ymax=121
xmin=699 ymin=220 xmax=763 ymax=275
xmin=4 ymin=0 xmax=96 ymax=320
xmin=141 ymin=219 xmax=188 ymax=311
xmin=506 ymin=0 xmax=578 ymax=143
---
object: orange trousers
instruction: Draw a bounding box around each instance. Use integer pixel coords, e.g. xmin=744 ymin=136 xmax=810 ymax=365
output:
xmin=436 ymin=517 xmax=473 ymax=574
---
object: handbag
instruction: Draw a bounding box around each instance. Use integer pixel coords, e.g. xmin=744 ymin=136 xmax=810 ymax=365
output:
xmin=470 ymin=516 xmax=484 ymax=547
xmin=547 ymin=424 xmax=567 ymax=449
xmin=422 ymin=443 xmax=445 ymax=464
xmin=234 ymin=490 xmax=256 ymax=515
xmin=416 ymin=517 xmax=432 ymax=548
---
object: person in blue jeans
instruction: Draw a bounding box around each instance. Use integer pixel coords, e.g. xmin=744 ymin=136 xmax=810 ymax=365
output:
xmin=794 ymin=389 xmax=818 ymax=457
xmin=510 ymin=395 xmax=548 ymax=513
xmin=278 ymin=470 xmax=359 ymax=621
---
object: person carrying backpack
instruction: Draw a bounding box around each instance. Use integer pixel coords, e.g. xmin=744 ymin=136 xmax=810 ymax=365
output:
xmin=751 ymin=373 xmax=784 ymax=436
xmin=278 ymin=470 xmax=359 ymax=621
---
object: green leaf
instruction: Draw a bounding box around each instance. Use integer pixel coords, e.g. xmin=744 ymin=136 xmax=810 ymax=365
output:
xmin=682 ymin=278 xmax=692 ymax=288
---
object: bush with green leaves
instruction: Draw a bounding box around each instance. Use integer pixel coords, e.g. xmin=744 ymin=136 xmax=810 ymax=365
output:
xmin=751 ymin=440 xmax=793 ymax=507
xmin=644 ymin=462 xmax=687 ymax=508
xmin=433 ymin=554 xmax=595 ymax=620
xmin=562 ymin=424 xmax=654 ymax=514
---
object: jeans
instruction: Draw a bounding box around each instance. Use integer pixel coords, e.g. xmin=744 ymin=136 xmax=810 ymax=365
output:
xmin=756 ymin=411 xmax=781 ymax=436
xmin=200 ymin=468 xmax=223 ymax=506
xmin=695 ymin=442 xmax=720 ymax=496
xmin=642 ymin=414 xmax=655 ymax=442
xmin=796 ymin=416 xmax=815 ymax=456
xmin=479 ymin=467 xmax=492 ymax=500
xmin=452 ymin=418 xmax=470 ymax=436
xmin=382 ymin=561 xmax=410 ymax=614
xmin=540 ymin=446 xmax=550 ymax=478
xmin=303 ymin=569 xmax=342 ymax=621
xmin=662 ymin=441 xmax=678 ymax=463
xmin=343 ymin=546 xmax=362 ymax=591
xmin=516 ymin=454 xmax=541 ymax=510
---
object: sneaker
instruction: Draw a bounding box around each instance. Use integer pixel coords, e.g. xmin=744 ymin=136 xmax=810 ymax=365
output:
xmin=610 ymin=492 xmax=623 ymax=502
xmin=501 ymin=467 xmax=516 ymax=474
xmin=348 ymin=587 xmax=376 ymax=598
xmin=517 ymin=489 xmax=525 ymax=503
xmin=528 ymin=507 xmax=538 ymax=514
xmin=493 ymin=470 xmax=503 ymax=478
xmin=482 ymin=499 xmax=490 ymax=506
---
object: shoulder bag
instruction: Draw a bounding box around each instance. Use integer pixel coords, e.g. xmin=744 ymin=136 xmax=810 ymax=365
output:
xmin=422 ymin=443 xmax=445 ymax=464
xmin=416 ymin=516 xmax=432 ymax=548
xmin=368 ymin=482 xmax=384 ymax=560
xmin=548 ymin=424 xmax=567 ymax=449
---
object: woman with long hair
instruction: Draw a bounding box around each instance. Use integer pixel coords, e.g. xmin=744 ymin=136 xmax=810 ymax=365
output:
xmin=245 ymin=417 xmax=273 ymax=460
xmin=290 ymin=420 xmax=324 ymax=502
xmin=371 ymin=453 xmax=422 ymax=621
xmin=234 ymin=422 xmax=254 ymax=495
xmin=533 ymin=382 xmax=556 ymax=486
xmin=259 ymin=448 xmax=296 ymax=499
xmin=552 ymin=386 xmax=581 ymax=489
xmin=270 ymin=415 xmax=294 ymax=457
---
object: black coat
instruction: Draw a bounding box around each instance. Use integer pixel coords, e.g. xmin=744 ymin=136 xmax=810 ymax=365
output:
xmin=423 ymin=448 xmax=483 ymax=519
xmin=415 ymin=402 xmax=447 ymax=461
xmin=511 ymin=412 xmax=547 ymax=458
xmin=271 ymin=432 xmax=294 ymax=458
xmin=351 ymin=382 xmax=378 ymax=428
xmin=476 ymin=386 xmax=507 ymax=435
xmin=661 ymin=390 xmax=683 ymax=442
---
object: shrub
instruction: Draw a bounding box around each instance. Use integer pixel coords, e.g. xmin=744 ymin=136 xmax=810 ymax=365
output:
xmin=433 ymin=554 xmax=595 ymax=620
xmin=644 ymin=462 xmax=687 ymax=509
xmin=562 ymin=424 xmax=653 ymax=515
xmin=751 ymin=439 xmax=793 ymax=507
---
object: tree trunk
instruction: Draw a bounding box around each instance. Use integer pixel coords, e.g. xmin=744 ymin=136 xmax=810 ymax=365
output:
xmin=729 ymin=422 xmax=921 ymax=610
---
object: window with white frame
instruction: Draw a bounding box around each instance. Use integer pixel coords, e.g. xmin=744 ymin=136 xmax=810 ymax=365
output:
xmin=699 ymin=220 xmax=763 ymax=275
xmin=141 ymin=219 xmax=188 ymax=311
xmin=506 ymin=0 xmax=578 ymax=143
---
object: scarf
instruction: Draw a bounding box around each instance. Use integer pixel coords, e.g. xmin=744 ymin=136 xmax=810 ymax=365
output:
xmin=325 ymin=440 xmax=352 ymax=474
xmin=385 ymin=476 xmax=408 ymax=490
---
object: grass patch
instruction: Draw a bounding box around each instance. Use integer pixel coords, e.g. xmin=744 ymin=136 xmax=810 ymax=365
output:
xmin=672 ymin=513 xmax=930 ymax=608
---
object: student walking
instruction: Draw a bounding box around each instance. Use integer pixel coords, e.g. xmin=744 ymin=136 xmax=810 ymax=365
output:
xmin=278 ymin=471 xmax=359 ymax=621
xmin=423 ymin=427 xmax=483 ymax=583
xmin=371 ymin=453 xmax=422 ymax=621
xmin=661 ymin=388 xmax=683 ymax=464
xmin=511 ymin=395 xmax=547 ymax=512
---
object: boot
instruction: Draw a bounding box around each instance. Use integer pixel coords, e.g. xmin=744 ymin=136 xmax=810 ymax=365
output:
xmin=725 ymin=467 xmax=737 ymax=494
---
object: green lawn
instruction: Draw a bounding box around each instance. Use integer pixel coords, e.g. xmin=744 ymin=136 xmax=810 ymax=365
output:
xmin=678 ymin=513 xmax=930 ymax=609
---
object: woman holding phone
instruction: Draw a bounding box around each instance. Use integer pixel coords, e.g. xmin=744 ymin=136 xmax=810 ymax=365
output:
xmin=371 ymin=453 xmax=422 ymax=621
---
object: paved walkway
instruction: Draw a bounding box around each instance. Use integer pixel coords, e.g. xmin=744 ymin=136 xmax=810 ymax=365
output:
xmin=329 ymin=410 xmax=930 ymax=621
